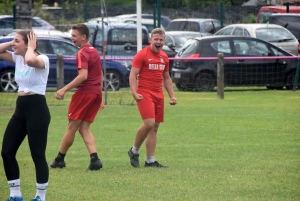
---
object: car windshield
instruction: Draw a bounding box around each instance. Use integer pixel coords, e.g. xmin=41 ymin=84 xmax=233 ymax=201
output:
xmin=215 ymin=27 xmax=233 ymax=35
xmin=172 ymin=36 xmax=191 ymax=48
xmin=258 ymin=11 xmax=275 ymax=23
xmin=256 ymin=28 xmax=295 ymax=42
xmin=177 ymin=39 xmax=200 ymax=57
xmin=49 ymin=40 xmax=79 ymax=56
xmin=108 ymin=28 xmax=149 ymax=45
xmin=167 ymin=21 xmax=201 ymax=32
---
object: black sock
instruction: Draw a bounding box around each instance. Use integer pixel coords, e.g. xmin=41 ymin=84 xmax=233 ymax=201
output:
xmin=55 ymin=152 xmax=66 ymax=161
xmin=90 ymin=153 xmax=99 ymax=162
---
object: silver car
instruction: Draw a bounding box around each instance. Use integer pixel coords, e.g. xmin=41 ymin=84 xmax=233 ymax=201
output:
xmin=0 ymin=15 xmax=55 ymax=36
xmin=214 ymin=23 xmax=299 ymax=55
xmin=166 ymin=18 xmax=221 ymax=35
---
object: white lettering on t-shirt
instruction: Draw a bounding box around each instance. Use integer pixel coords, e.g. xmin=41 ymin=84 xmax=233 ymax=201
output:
xmin=148 ymin=64 xmax=158 ymax=70
xmin=148 ymin=64 xmax=165 ymax=70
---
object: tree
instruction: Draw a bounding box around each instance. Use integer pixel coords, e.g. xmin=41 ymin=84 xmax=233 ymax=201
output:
xmin=187 ymin=0 xmax=247 ymax=8
xmin=0 ymin=0 xmax=15 ymax=15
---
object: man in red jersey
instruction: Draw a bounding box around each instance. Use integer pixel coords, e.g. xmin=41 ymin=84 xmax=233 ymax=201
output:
xmin=50 ymin=23 xmax=105 ymax=170
xmin=128 ymin=28 xmax=176 ymax=168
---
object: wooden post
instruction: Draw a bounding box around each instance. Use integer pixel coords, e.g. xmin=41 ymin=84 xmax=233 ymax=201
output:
xmin=217 ymin=53 xmax=224 ymax=99
xmin=56 ymin=53 xmax=64 ymax=100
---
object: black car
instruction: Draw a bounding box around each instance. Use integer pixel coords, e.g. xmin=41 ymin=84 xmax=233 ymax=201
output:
xmin=171 ymin=36 xmax=299 ymax=91
xmin=163 ymin=31 xmax=205 ymax=57
xmin=162 ymin=31 xmax=204 ymax=73
xmin=268 ymin=13 xmax=300 ymax=42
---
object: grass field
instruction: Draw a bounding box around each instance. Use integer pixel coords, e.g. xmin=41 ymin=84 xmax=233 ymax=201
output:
xmin=0 ymin=88 xmax=299 ymax=201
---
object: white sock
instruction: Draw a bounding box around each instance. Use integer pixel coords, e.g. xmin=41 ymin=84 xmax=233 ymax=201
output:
xmin=132 ymin=146 xmax=139 ymax=154
xmin=36 ymin=182 xmax=48 ymax=201
xmin=8 ymin=179 xmax=22 ymax=197
xmin=146 ymin=156 xmax=155 ymax=163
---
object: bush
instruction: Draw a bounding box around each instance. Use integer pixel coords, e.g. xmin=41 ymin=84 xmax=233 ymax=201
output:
xmin=242 ymin=13 xmax=257 ymax=23
xmin=0 ymin=0 xmax=14 ymax=15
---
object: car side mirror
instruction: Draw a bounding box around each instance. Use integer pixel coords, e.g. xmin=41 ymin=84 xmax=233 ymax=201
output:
xmin=268 ymin=51 xmax=272 ymax=56
xmin=167 ymin=43 xmax=175 ymax=51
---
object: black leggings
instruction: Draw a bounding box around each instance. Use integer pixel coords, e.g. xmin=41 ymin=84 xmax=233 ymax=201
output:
xmin=1 ymin=95 xmax=51 ymax=183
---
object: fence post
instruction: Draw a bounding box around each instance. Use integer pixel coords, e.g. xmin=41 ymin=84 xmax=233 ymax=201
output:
xmin=101 ymin=0 xmax=108 ymax=105
xmin=293 ymin=59 xmax=300 ymax=91
xmin=217 ymin=53 xmax=224 ymax=99
xmin=153 ymin=3 xmax=157 ymax=28
xmin=219 ymin=2 xmax=224 ymax=28
xmin=157 ymin=0 xmax=161 ymax=28
xmin=56 ymin=53 xmax=64 ymax=100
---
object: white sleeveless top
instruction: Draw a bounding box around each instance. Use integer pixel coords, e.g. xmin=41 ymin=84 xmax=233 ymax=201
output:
xmin=12 ymin=53 xmax=50 ymax=95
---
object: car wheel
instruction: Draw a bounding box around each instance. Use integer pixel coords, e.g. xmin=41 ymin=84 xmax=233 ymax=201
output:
xmin=285 ymin=71 xmax=300 ymax=90
xmin=175 ymin=83 xmax=185 ymax=91
xmin=0 ymin=70 xmax=18 ymax=92
xmin=103 ymin=70 xmax=121 ymax=91
xmin=194 ymin=73 xmax=215 ymax=92
xmin=266 ymin=86 xmax=283 ymax=90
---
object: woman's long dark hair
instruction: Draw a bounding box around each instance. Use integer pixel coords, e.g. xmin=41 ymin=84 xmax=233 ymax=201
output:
xmin=16 ymin=29 xmax=42 ymax=55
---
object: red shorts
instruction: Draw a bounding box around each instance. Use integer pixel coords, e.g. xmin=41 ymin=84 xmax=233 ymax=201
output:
xmin=136 ymin=89 xmax=164 ymax=122
xmin=68 ymin=93 xmax=102 ymax=122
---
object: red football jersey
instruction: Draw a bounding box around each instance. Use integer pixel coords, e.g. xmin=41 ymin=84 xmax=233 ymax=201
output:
xmin=76 ymin=44 xmax=102 ymax=94
xmin=132 ymin=46 xmax=169 ymax=92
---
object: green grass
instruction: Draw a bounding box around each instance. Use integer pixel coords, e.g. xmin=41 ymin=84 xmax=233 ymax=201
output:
xmin=0 ymin=88 xmax=300 ymax=200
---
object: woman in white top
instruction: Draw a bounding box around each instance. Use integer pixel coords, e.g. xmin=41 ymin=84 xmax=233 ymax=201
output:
xmin=0 ymin=30 xmax=51 ymax=201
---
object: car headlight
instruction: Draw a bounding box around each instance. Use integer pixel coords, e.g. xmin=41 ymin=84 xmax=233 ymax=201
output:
xmin=119 ymin=60 xmax=132 ymax=71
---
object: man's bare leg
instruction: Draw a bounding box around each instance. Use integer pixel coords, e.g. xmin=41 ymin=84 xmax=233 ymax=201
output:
xmin=59 ymin=120 xmax=82 ymax=154
xmin=133 ymin=118 xmax=155 ymax=148
xmin=78 ymin=120 xmax=102 ymax=170
xmin=78 ymin=121 xmax=96 ymax=154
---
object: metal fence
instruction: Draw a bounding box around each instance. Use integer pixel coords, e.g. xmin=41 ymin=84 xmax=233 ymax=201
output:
xmin=1 ymin=1 xmax=300 ymax=107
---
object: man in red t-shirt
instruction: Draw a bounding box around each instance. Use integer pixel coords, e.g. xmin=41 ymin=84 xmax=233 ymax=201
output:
xmin=128 ymin=28 xmax=177 ymax=168
xmin=50 ymin=23 xmax=105 ymax=170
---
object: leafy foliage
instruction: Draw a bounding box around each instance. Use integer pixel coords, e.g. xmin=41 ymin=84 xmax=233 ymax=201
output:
xmin=42 ymin=0 xmax=257 ymax=9
xmin=0 ymin=0 xmax=14 ymax=15
xmin=242 ymin=13 xmax=257 ymax=23
xmin=146 ymin=0 xmax=248 ymax=8
xmin=33 ymin=0 xmax=52 ymax=23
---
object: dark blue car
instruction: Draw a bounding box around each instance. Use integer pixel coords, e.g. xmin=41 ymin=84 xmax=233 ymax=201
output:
xmin=0 ymin=36 xmax=130 ymax=92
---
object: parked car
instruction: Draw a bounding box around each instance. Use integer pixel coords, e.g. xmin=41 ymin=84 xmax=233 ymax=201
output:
xmin=256 ymin=6 xmax=300 ymax=23
xmin=121 ymin=18 xmax=165 ymax=35
xmin=88 ymin=17 xmax=164 ymax=36
xmin=0 ymin=15 xmax=55 ymax=36
xmin=166 ymin=18 xmax=221 ymax=35
xmin=171 ymin=36 xmax=299 ymax=91
xmin=268 ymin=13 xmax=300 ymax=42
xmin=85 ymin=22 xmax=149 ymax=57
xmin=163 ymin=31 xmax=204 ymax=73
xmin=164 ymin=31 xmax=205 ymax=56
xmin=214 ymin=23 xmax=300 ymax=55
xmin=0 ymin=36 xmax=130 ymax=92
xmin=6 ymin=29 xmax=71 ymax=40
xmin=114 ymin=13 xmax=171 ymax=29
